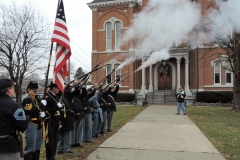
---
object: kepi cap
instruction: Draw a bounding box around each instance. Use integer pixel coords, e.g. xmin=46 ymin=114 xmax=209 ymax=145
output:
xmin=27 ymin=81 xmax=38 ymax=89
xmin=48 ymin=81 xmax=58 ymax=88
xmin=0 ymin=79 xmax=15 ymax=90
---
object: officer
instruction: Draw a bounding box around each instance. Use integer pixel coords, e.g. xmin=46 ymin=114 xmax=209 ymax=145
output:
xmin=22 ymin=81 xmax=47 ymax=160
xmin=0 ymin=79 xmax=29 ymax=159
xmin=44 ymin=82 xmax=62 ymax=160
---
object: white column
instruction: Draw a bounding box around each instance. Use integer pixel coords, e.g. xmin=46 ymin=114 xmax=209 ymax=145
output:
xmin=141 ymin=67 xmax=146 ymax=89
xmin=149 ymin=65 xmax=153 ymax=92
xmin=177 ymin=58 xmax=181 ymax=89
xmin=184 ymin=56 xmax=192 ymax=97
xmin=185 ymin=59 xmax=189 ymax=90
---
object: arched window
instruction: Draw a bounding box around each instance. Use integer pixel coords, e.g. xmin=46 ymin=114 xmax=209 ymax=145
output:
xmin=115 ymin=22 xmax=121 ymax=50
xmin=115 ymin=64 xmax=121 ymax=83
xmin=106 ymin=65 xmax=112 ymax=84
xmin=214 ymin=61 xmax=221 ymax=84
xmin=106 ymin=23 xmax=112 ymax=51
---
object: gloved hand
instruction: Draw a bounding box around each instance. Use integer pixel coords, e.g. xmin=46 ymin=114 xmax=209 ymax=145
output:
xmin=57 ymin=102 xmax=63 ymax=108
xmin=39 ymin=111 xmax=46 ymax=118
xmin=41 ymin=100 xmax=47 ymax=106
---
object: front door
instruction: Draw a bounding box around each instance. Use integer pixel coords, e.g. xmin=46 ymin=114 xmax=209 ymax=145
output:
xmin=158 ymin=65 xmax=172 ymax=90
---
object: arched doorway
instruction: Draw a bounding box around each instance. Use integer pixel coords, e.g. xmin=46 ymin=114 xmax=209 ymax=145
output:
xmin=158 ymin=65 xmax=172 ymax=90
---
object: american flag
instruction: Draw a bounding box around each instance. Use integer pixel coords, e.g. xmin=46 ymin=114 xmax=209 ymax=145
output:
xmin=52 ymin=0 xmax=71 ymax=93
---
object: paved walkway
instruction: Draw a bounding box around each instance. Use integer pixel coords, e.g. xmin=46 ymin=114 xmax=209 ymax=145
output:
xmin=87 ymin=105 xmax=225 ymax=160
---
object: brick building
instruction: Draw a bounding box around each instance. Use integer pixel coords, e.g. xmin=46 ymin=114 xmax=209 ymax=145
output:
xmin=87 ymin=0 xmax=233 ymax=104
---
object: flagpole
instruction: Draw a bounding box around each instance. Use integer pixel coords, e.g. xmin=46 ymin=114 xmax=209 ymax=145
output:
xmin=43 ymin=0 xmax=60 ymax=98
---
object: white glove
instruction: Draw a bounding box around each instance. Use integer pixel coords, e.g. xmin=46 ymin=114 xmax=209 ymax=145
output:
xmin=181 ymin=91 xmax=184 ymax=94
xmin=39 ymin=111 xmax=46 ymax=118
xmin=41 ymin=100 xmax=47 ymax=106
xmin=57 ymin=102 xmax=63 ymax=108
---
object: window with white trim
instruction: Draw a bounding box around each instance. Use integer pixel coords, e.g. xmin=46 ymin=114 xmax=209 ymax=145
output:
xmin=214 ymin=61 xmax=221 ymax=84
xmin=115 ymin=22 xmax=121 ymax=50
xmin=106 ymin=23 xmax=112 ymax=51
xmin=115 ymin=64 xmax=121 ymax=83
xmin=225 ymin=62 xmax=232 ymax=84
xmin=106 ymin=65 xmax=112 ymax=84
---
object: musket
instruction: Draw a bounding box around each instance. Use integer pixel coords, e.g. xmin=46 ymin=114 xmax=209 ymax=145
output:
xmin=68 ymin=60 xmax=103 ymax=85
xmin=97 ymin=65 xmax=118 ymax=85
xmin=112 ymin=72 xmax=134 ymax=88
xmin=76 ymin=64 xmax=105 ymax=86
xmin=102 ymin=71 xmax=128 ymax=90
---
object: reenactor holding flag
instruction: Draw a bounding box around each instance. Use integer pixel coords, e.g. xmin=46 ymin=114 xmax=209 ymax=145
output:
xmin=22 ymin=81 xmax=47 ymax=160
xmin=44 ymin=82 xmax=62 ymax=160
xmin=0 ymin=79 xmax=29 ymax=159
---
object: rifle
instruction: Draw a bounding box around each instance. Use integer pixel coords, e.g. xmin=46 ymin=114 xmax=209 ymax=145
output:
xmin=112 ymin=72 xmax=134 ymax=88
xmin=68 ymin=60 xmax=103 ymax=85
xmin=97 ymin=65 xmax=118 ymax=85
xmin=76 ymin=64 xmax=105 ymax=86
xmin=16 ymin=130 xmax=23 ymax=158
xmin=102 ymin=71 xmax=128 ymax=90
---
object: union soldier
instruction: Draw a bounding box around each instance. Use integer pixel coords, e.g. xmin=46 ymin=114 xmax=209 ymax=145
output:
xmin=57 ymin=84 xmax=78 ymax=154
xmin=44 ymin=82 xmax=62 ymax=160
xmin=99 ymin=86 xmax=112 ymax=134
xmin=107 ymin=83 xmax=119 ymax=132
xmin=22 ymin=81 xmax=47 ymax=160
xmin=71 ymin=86 xmax=85 ymax=147
xmin=90 ymin=88 xmax=103 ymax=138
xmin=0 ymin=79 xmax=29 ymax=159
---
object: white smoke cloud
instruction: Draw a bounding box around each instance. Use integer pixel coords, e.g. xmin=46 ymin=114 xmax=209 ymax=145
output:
xmin=120 ymin=0 xmax=201 ymax=70
xmin=136 ymin=49 xmax=170 ymax=72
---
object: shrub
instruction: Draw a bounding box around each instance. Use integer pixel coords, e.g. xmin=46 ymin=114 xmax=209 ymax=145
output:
xmin=196 ymin=91 xmax=233 ymax=103
xmin=113 ymin=93 xmax=135 ymax=102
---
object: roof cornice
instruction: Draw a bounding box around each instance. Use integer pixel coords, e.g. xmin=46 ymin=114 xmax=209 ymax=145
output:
xmin=87 ymin=0 xmax=141 ymax=10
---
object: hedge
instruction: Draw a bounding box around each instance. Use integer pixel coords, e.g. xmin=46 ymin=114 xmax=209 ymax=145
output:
xmin=196 ymin=91 xmax=233 ymax=103
xmin=113 ymin=93 xmax=135 ymax=102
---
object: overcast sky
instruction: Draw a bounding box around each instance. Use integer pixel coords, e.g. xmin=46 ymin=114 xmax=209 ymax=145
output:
xmin=0 ymin=0 xmax=93 ymax=79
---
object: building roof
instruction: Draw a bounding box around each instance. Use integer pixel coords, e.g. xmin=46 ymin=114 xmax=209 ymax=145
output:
xmin=90 ymin=0 xmax=115 ymax=3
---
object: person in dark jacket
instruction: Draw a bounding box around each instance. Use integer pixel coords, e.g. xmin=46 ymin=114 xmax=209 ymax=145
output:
xmin=22 ymin=81 xmax=47 ymax=160
xmin=107 ymin=84 xmax=119 ymax=132
xmin=0 ymin=79 xmax=29 ymax=160
xmin=99 ymin=86 xmax=112 ymax=134
xmin=70 ymin=86 xmax=85 ymax=147
xmin=176 ymin=87 xmax=186 ymax=115
xmin=44 ymin=82 xmax=62 ymax=160
xmin=56 ymin=86 xmax=76 ymax=154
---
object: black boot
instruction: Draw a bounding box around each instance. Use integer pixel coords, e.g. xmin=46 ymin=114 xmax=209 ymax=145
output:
xmin=24 ymin=153 xmax=33 ymax=160
xmin=32 ymin=150 xmax=40 ymax=160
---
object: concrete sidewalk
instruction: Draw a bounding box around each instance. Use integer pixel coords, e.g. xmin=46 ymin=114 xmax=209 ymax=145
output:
xmin=87 ymin=105 xmax=225 ymax=160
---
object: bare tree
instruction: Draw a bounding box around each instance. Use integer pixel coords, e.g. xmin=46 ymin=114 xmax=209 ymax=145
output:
xmin=0 ymin=2 xmax=50 ymax=104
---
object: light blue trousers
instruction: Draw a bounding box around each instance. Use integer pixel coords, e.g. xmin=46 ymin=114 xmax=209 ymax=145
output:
xmin=70 ymin=119 xmax=84 ymax=145
xmin=84 ymin=114 xmax=92 ymax=142
xmin=177 ymin=102 xmax=186 ymax=114
xmin=101 ymin=111 xmax=107 ymax=132
xmin=57 ymin=131 xmax=70 ymax=153
xmin=24 ymin=123 xmax=42 ymax=154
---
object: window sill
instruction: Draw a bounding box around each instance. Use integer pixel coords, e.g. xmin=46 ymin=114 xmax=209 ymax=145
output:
xmin=204 ymin=84 xmax=233 ymax=88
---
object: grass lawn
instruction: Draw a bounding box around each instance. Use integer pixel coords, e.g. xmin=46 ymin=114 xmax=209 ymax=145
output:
xmin=34 ymin=105 xmax=145 ymax=160
xmin=187 ymin=107 xmax=240 ymax=160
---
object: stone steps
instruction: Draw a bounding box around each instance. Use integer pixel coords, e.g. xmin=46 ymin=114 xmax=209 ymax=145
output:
xmin=146 ymin=90 xmax=177 ymax=104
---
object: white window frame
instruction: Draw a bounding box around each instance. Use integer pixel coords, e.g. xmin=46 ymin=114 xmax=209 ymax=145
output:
xmin=106 ymin=23 xmax=112 ymax=51
xmin=115 ymin=64 xmax=121 ymax=83
xmin=214 ymin=61 xmax=221 ymax=84
xmin=115 ymin=22 xmax=121 ymax=50
xmin=106 ymin=65 xmax=112 ymax=84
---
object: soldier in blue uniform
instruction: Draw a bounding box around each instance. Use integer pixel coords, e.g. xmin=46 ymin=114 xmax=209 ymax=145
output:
xmin=45 ymin=82 xmax=62 ymax=160
xmin=22 ymin=81 xmax=47 ymax=160
xmin=0 ymin=79 xmax=29 ymax=159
